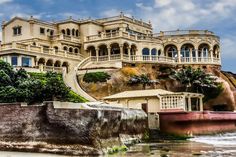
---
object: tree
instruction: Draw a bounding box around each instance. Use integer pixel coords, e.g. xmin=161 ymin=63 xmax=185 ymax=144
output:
xmin=170 ymin=66 xmax=223 ymax=101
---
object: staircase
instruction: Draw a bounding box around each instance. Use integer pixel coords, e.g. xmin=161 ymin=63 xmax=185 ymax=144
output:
xmin=63 ymin=63 xmax=96 ymax=102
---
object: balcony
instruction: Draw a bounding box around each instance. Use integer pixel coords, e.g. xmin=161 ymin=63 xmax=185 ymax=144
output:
xmin=154 ymin=30 xmax=220 ymax=39
xmin=50 ymin=34 xmax=81 ymax=43
xmin=0 ymin=42 xmax=84 ymax=60
xmin=89 ymin=54 xmax=221 ymax=65
xmin=85 ymin=31 xmax=155 ymax=42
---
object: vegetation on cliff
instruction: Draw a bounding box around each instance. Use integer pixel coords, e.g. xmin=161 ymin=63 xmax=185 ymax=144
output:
xmin=83 ymin=72 xmax=111 ymax=83
xmin=0 ymin=60 xmax=86 ymax=103
xmin=170 ymin=66 xmax=223 ymax=102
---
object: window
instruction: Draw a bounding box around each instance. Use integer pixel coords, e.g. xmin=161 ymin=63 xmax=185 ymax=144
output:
xmin=11 ymin=56 xmax=18 ymax=66
xmin=22 ymin=57 xmax=32 ymax=67
xmin=40 ymin=27 xmax=45 ymax=34
xmin=13 ymin=26 xmax=22 ymax=36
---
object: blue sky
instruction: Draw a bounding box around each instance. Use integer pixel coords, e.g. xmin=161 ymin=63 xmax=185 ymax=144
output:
xmin=0 ymin=0 xmax=236 ymax=72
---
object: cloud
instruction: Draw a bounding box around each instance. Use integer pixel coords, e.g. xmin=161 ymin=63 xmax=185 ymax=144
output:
xmin=221 ymin=36 xmax=236 ymax=59
xmin=0 ymin=0 xmax=12 ymax=4
xmin=136 ymin=3 xmax=153 ymax=11
xmin=136 ymin=0 xmax=236 ymax=31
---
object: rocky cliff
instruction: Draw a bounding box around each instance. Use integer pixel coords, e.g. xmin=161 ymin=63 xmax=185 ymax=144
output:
xmin=79 ymin=65 xmax=236 ymax=111
xmin=0 ymin=102 xmax=147 ymax=155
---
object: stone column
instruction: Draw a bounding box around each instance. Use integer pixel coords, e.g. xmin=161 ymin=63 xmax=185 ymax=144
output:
xmin=190 ymin=48 xmax=193 ymax=63
xmin=177 ymin=48 xmax=181 ymax=63
xmin=95 ymin=48 xmax=99 ymax=62
xmin=188 ymin=97 xmax=192 ymax=112
xmin=199 ymin=97 xmax=203 ymax=111
xmin=210 ymin=49 xmax=213 ymax=63
xmin=120 ymin=45 xmax=123 ymax=60
xmin=107 ymin=47 xmax=111 ymax=61
xmin=128 ymin=47 xmax=131 ymax=61
xmin=195 ymin=49 xmax=199 ymax=63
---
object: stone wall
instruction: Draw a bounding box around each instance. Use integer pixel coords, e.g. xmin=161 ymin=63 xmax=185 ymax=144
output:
xmin=0 ymin=103 xmax=147 ymax=155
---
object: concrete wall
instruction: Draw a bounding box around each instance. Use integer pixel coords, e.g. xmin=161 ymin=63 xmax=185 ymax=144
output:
xmin=0 ymin=102 xmax=147 ymax=155
xmin=109 ymin=96 xmax=160 ymax=113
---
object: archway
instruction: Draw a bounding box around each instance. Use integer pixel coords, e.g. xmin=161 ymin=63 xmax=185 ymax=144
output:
xmin=123 ymin=43 xmax=129 ymax=55
xmin=142 ymin=48 xmax=150 ymax=61
xmin=62 ymin=62 xmax=69 ymax=73
xmin=46 ymin=59 xmax=53 ymax=66
xmin=87 ymin=46 xmax=96 ymax=56
xmin=38 ymin=58 xmax=46 ymax=65
xmin=198 ymin=43 xmax=210 ymax=58
xmin=63 ymin=46 xmax=68 ymax=51
xmin=164 ymin=45 xmax=177 ymax=58
xmin=110 ymin=43 xmax=120 ymax=55
xmin=181 ymin=43 xmax=194 ymax=62
xmin=98 ymin=44 xmax=108 ymax=56
xmin=61 ymin=29 xmax=65 ymax=35
xmin=66 ymin=28 xmax=70 ymax=36
xmin=54 ymin=60 xmax=61 ymax=67
xmin=213 ymin=45 xmax=220 ymax=58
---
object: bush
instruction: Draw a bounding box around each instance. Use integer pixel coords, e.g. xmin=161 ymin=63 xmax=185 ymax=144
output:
xmin=0 ymin=60 xmax=87 ymax=103
xmin=83 ymin=72 xmax=111 ymax=83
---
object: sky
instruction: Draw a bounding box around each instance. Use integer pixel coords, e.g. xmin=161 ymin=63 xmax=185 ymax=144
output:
xmin=0 ymin=0 xmax=236 ymax=72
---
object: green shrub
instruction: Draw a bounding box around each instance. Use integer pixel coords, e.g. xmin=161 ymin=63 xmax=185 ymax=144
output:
xmin=65 ymin=90 xmax=87 ymax=103
xmin=83 ymin=72 xmax=111 ymax=83
xmin=0 ymin=60 xmax=87 ymax=103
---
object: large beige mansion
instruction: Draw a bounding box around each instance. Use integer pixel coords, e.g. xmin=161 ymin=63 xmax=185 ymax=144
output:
xmin=0 ymin=12 xmax=221 ymax=72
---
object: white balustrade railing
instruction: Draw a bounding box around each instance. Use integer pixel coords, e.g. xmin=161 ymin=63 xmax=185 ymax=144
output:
xmin=0 ymin=42 xmax=84 ymax=60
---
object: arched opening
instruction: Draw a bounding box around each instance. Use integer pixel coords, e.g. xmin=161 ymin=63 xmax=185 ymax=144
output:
xmin=38 ymin=58 xmax=45 ymax=65
xmin=142 ymin=48 xmax=150 ymax=61
xmin=66 ymin=28 xmax=70 ymax=36
xmin=142 ymin=48 xmax=150 ymax=56
xmin=63 ymin=46 xmax=68 ymax=51
xmin=158 ymin=49 xmax=161 ymax=56
xmin=72 ymin=29 xmax=75 ymax=36
xmin=164 ymin=45 xmax=177 ymax=58
xmin=74 ymin=48 xmax=79 ymax=54
xmin=151 ymin=48 xmax=157 ymax=55
xmin=54 ymin=46 xmax=58 ymax=53
xmin=98 ymin=44 xmax=108 ymax=56
xmin=123 ymin=43 xmax=129 ymax=55
xmin=151 ymin=48 xmax=157 ymax=60
xmin=46 ymin=59 xmax=53 ymax=66
xmin=54 ymin=60 xmax=61 ymax=67
xmin=87 ymin=46 xmax=96 ymax=56
xmin=69 ymin=47 xmax=73 ymax=53
xmin=181 ymin=43 xmax=194 ymax=62
xmin=76 ymin=30 xmax=79 ymax=37
xmin=213 ymin=45 xmax=220 ymax=58
xmin=61 ymin=29 xmax=65 ymax=35
xmin=130 ymin=44 xmax=137 ymax=55
xmin=62 ymin=62 xmax=69 ymax=73
xmin=110 ymin=43 xmax=120 ymax=55
xmin=198 ymin=43 xmax=210 ymax=58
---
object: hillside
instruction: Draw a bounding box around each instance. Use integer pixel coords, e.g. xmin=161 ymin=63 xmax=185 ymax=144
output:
xmin=79 ymin=65 xmax=236 ymax=111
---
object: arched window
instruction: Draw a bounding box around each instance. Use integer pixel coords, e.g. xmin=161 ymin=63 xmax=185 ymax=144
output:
xmin=63 ymin=46 xmax=68 ymax=51
xmin=158 ymin=50 xmax=161 ymax=56
xmin=151 ymin=48 xmax=157 ymax=56
xmin=74 ymin=48 xmax=79 ymax=54
xmin=54 ymin=46 xmax=58 ymax=53
xmin=61 ymin=29 xmax=65 ymax=34
xmin=72 ymin=29 xmax=75 ymax=36
xmin=76 ymin=30 xmax=79 ymax=37
xmin=142 ymin=48 xmax=150 ymax=56
xmin=66 ymin=29 xmax=70 ymax=36
xmin=69 ymin=47 xmax=73 ymax=53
